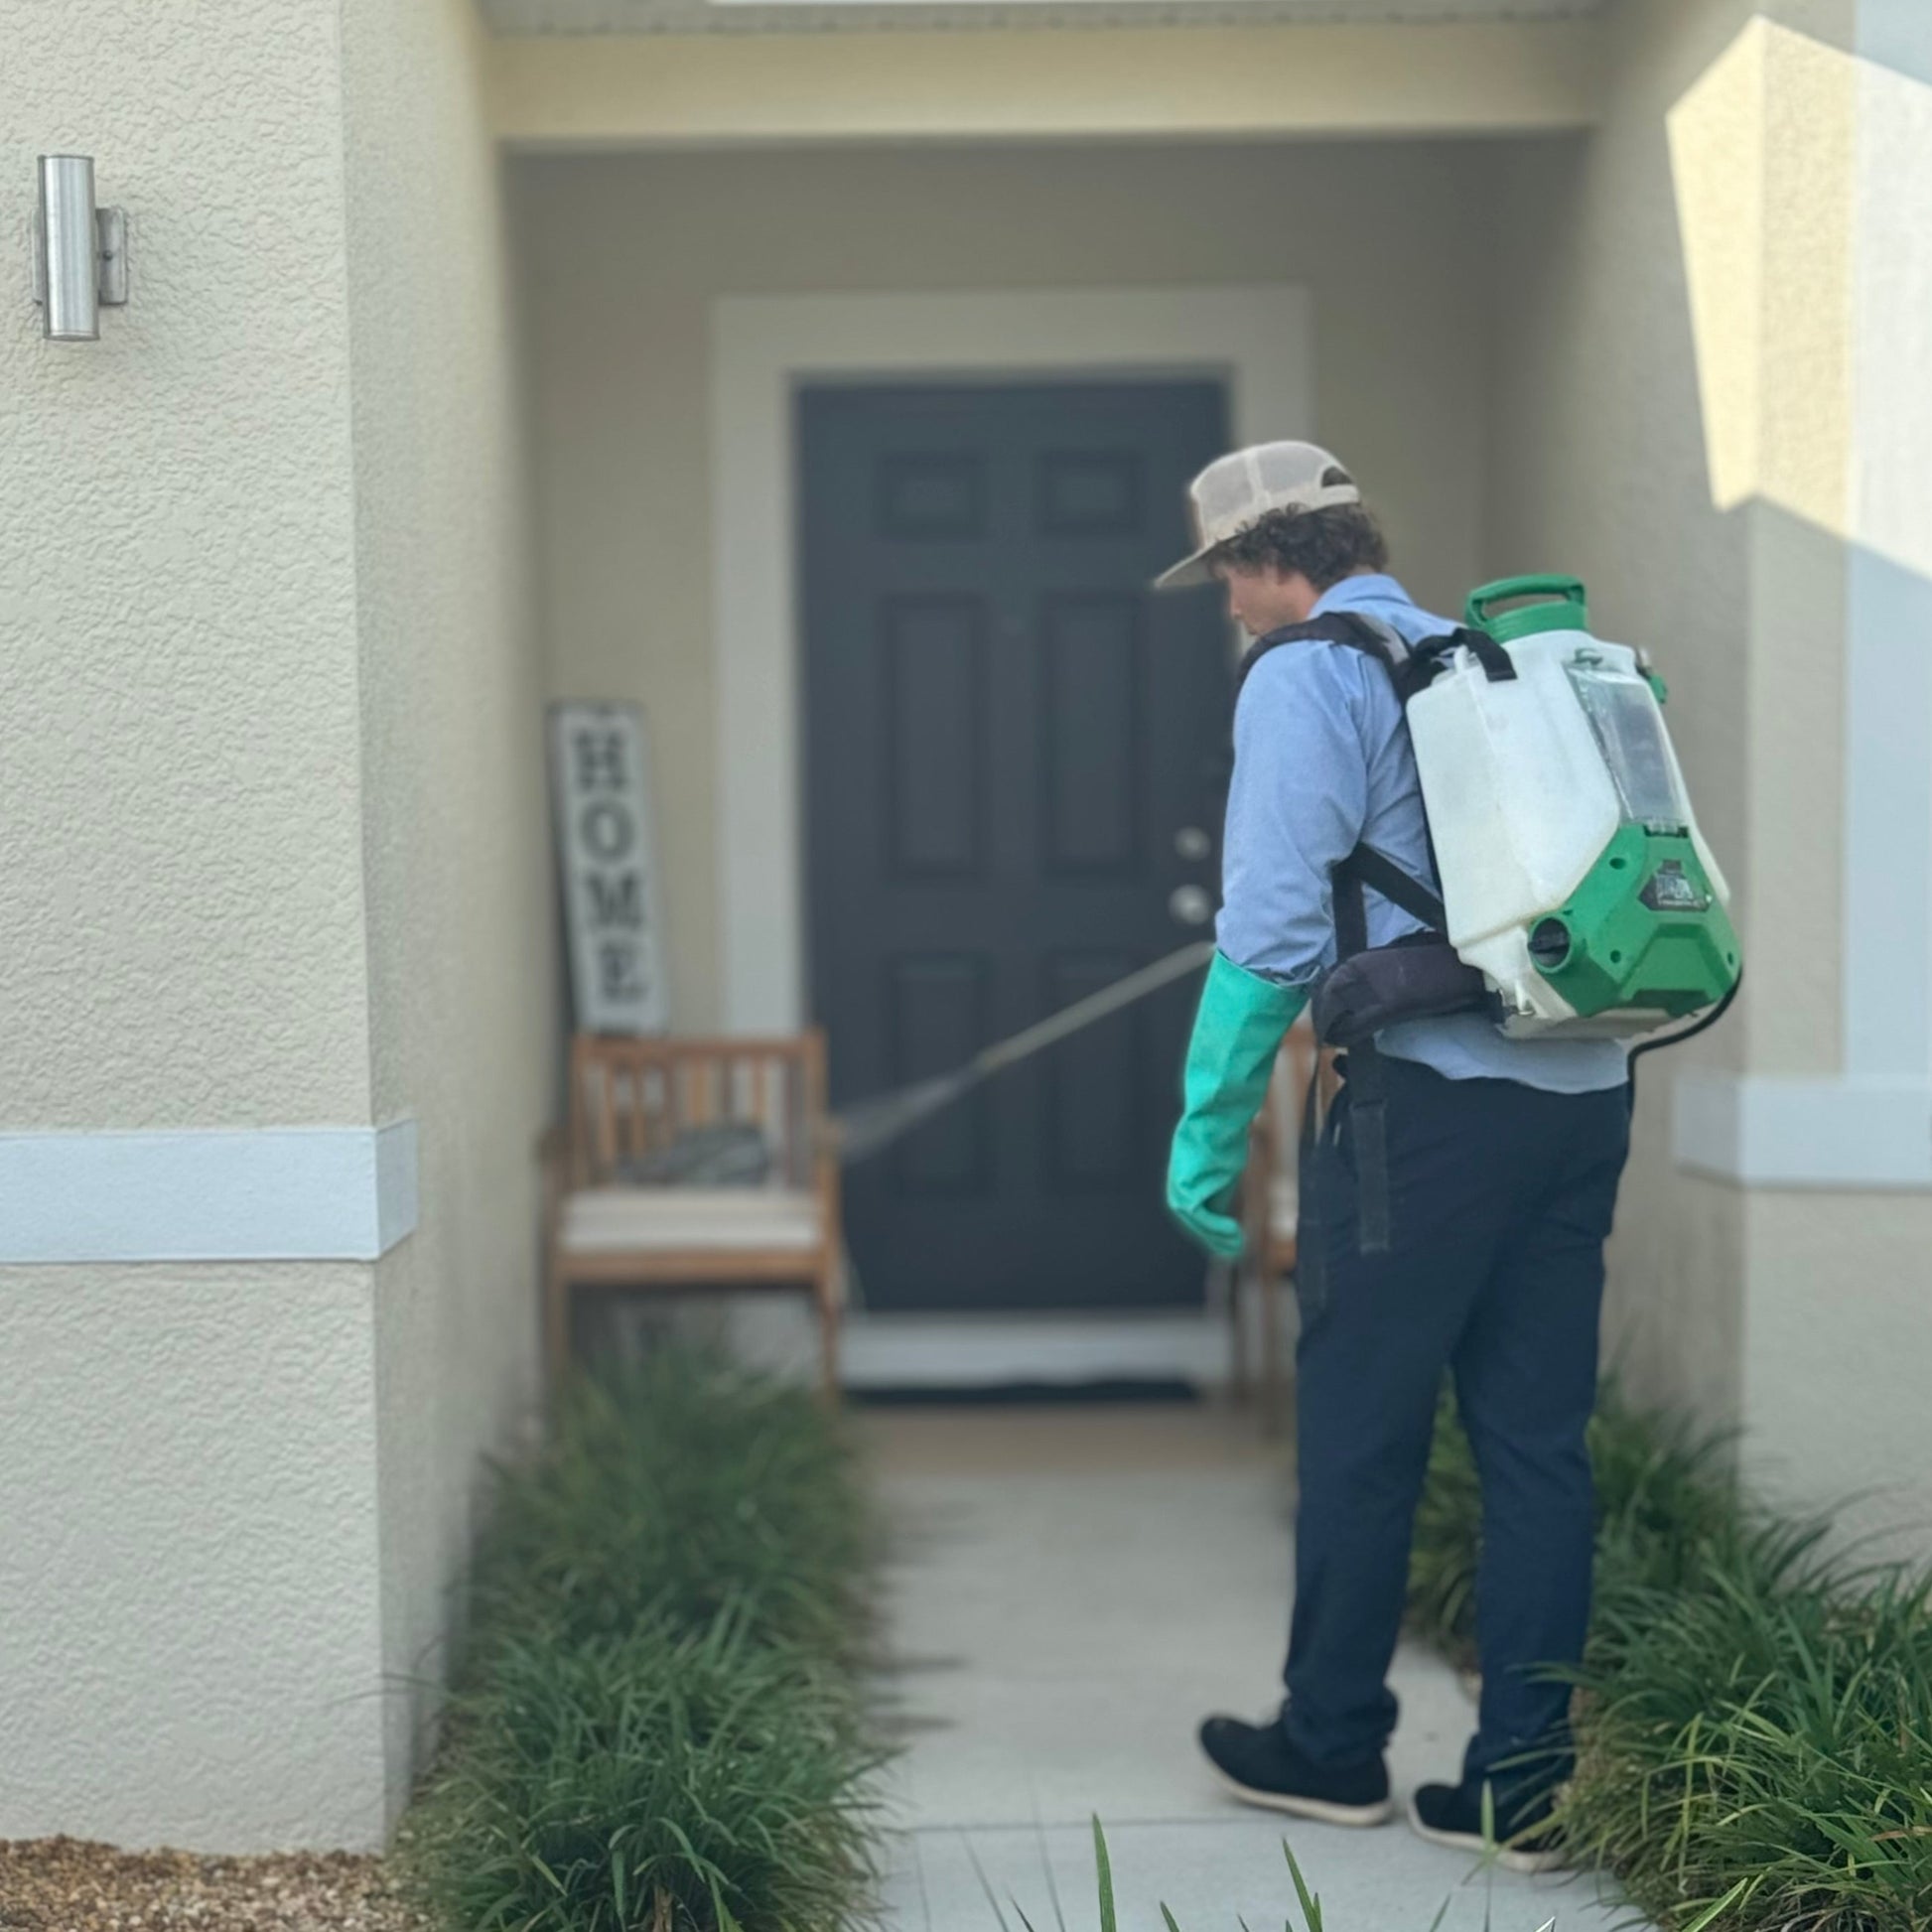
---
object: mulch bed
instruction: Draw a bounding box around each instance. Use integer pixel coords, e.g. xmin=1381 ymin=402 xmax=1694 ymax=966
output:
xmin=0 ymin=1839 xmax=434 ymax=1932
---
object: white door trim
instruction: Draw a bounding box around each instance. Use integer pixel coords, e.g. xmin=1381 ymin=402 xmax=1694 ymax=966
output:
xmin=709 ymin=283 xmax=1313 ymax=1034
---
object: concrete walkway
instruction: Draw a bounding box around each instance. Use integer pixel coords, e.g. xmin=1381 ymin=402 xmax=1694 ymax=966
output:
xmin=863 ymin=1403 xmax=1633 ymax=1932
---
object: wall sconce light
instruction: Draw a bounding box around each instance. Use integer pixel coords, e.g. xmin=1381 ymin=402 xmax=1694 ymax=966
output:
xmin=32 ymin=155 xmax=128 ymax=343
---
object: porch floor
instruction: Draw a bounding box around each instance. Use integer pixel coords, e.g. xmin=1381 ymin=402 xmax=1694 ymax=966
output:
xmin=862 ymin=1400 xmax=1635 ymax=1932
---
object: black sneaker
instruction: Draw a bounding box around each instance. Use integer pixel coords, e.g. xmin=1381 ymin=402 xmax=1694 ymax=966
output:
xmin=1407 ymin=1780 xmax=1566 ymax=1873
xmin=1198 ymin=1716 xmax=1393 ymax=1827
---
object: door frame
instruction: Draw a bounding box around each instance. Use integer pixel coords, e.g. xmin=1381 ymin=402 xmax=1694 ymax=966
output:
xmin=708 ymin=285 xmax=1312 ymax=1383
xmin=710 ymin=283 xmax=1313 ymax=1032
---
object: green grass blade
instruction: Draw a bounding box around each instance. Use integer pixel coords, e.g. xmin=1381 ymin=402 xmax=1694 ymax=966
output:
xmin=966 ymin=1839 xmax=1013 ymax=1932
xmin=1092 ymin=1818 xmax=1118 ymax=1932
xmin=1282 ymin=1840 xmax=1322 ymax=1932
xmin=1676 ymin=1878 xmax=1752 ymax=1932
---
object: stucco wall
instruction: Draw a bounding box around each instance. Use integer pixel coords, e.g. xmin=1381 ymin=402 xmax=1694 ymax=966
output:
xmin=0 ymin=1267 xmax=386 ymax=1849
xmin=512 ymin=139 xmax=1499 ymax=1031
xmin=2 ymin=0 xmax=549 ymax=1850
xmin=1488 ymin=0 xmax=1932 ymax=1537
xmin=340 ymin=0 xmax=553 ymax=1810
xmin=0 ymin=0 xmax=383 ymax=1853
xmin=1484 ymin=1 xmax=1767 ymax=1426
xmin=0 ymin=2 xmax=368 ymax=1129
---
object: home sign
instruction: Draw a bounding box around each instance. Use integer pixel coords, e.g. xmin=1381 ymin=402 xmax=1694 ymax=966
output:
xmin=547 ymin=702 xmax=670 ymax=1035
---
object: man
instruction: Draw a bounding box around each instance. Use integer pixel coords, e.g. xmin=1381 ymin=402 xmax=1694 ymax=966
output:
xmin=1158 ymin=441 xmax=1631 ymax=1866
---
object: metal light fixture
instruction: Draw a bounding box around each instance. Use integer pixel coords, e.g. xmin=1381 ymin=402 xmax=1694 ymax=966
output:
xmin=32 ymin=155 xmax=127 ymax=343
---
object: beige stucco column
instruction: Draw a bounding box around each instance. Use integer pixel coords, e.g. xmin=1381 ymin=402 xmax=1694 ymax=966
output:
xmin=1 ymin=0 xmax=551 ymax=1852
xmin=1662 ymin=1 xmax=1932 ymax=1532
xmin=1490 ymin=0 xmax=1931 ymax=1535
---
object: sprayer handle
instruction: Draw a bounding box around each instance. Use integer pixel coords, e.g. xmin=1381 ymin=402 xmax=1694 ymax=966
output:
xmin=1464 ymin=574 xmax=1588 ymax=628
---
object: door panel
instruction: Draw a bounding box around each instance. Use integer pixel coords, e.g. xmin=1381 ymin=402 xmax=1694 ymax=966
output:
xmin=1040 ymin=592 xmax=1143 ymax=874
xmin=882 ymin=596 xmax=988 ymax=877
xmin=801 ymin=380 xmax=1232 ymax=1312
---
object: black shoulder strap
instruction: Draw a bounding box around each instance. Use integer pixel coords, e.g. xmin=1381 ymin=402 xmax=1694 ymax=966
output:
xmin=1233 ymin=609 xmax=1484 ymax=1265
xmin=1235 ymin=612 xmax=1401 ymax=698
xmin=1234 ymin=614 xmax=1452 ymax=936
xmin=1238 ymin=614 xmax=1520 ymax=706
xmin=1394 ymin=624 xmax=1519 ymax=700
xmin=1327 ymin=857 xmax=1394 ymax=1255
xmin=1335 ymin=846 xmax=1447 ymax=934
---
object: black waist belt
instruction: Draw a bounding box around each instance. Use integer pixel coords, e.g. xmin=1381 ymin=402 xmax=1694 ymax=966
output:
xmin=1309 ymin=930 xmax=1489 ymax=1050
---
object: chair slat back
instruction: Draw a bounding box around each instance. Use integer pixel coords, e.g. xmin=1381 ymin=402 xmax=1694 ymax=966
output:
xmin=567 ymin=1033 xmax=826 ymax=1188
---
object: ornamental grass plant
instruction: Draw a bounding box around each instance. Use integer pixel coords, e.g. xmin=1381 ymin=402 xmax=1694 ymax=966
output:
xmin=408 ymin=1351 xmax=883 ymax=1932
xmin=468 ymin=1356 xmax=876 ymax=1666
xmin=413 ymin=1610 xmax=881 ymax=1932
xmin=1407 ymin=1385 xmax=1932 ymax=1932
xmin=1564 ymin=1522 xmax=1932 ymax=1932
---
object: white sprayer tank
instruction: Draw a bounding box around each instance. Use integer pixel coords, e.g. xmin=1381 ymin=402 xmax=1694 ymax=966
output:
xmin=1406 ymin=622 xmax=1730 ymax=1033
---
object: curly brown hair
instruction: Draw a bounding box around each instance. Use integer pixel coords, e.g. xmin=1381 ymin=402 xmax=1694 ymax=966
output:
xmin=1209 ymin=502 xmax=1390 ymax=590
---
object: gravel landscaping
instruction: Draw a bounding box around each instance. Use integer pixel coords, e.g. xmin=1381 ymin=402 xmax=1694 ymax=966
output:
xmin=0 ymin=1839 xmax=431 ymax=1932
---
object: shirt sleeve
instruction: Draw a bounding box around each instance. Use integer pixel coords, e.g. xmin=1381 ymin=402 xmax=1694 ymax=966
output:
xmin=1214 ymin=645 xmax=1371 ymax=987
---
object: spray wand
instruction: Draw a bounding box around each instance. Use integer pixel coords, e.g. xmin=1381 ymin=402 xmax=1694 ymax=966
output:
xmin=828 ymin=940 xmax=1215 ymax=1167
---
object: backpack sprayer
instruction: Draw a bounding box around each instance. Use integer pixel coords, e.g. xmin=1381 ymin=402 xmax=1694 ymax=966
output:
xmin=1407 ymin=575 xmax=1740 ymax=1038
xmin=831 ymin=574 xmax=1741 ymax=1169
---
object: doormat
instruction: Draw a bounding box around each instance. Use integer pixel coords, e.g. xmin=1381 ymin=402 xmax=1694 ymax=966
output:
xmin=852 ymin=1378 xmax=1200 ymax=1408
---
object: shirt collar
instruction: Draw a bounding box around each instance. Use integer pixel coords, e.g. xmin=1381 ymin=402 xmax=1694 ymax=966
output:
xmin=1311 ymin=573 xmax=1408 ymax=616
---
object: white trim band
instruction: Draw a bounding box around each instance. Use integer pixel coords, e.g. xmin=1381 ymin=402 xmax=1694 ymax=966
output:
xmin=1674 ymin=1074 xmax=1932 ymax=1189
xmin=0 ymin=1121 xmax=420 ymax=1263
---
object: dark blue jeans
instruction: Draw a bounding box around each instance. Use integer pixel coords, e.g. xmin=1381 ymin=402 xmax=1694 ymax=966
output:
xmin=1283 ymin=1053 xmax=1630 ymax=1799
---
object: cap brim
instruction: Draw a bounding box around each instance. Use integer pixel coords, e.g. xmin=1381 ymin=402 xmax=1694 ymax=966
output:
xmin=1154 ymin=549 xmax=1216 ymax=592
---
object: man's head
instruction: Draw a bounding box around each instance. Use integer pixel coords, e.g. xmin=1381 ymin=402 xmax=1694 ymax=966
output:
xmin=1156 ymin=439 xmax=1389 ymax=636
xmin=1207 ymin=502 xmax=1390 ymax=635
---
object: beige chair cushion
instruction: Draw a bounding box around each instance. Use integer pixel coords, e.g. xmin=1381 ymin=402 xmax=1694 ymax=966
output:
xmin=560 ymin=1185 xmax=822 ymax=1255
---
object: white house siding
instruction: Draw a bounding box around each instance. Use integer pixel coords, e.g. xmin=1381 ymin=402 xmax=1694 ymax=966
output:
xmin=512 ymin=138 xmax=1503 ymax=1032
xmin=1489 ymin=0 xmax=1932 ymax=1539
xmin=1 ymin=0 xmax=550 ymax=1852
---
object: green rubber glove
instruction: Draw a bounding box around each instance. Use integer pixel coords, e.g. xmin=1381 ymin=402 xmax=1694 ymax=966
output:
xmin=1167 ymin=951 xmax=1309 ymax=1258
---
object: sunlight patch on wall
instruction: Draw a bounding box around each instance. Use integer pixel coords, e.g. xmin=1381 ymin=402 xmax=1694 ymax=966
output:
xmin=1667 ymin=19 xmax=1853 ymax=537
xmin=1851 ymin=45 xmax=1932 ymax=584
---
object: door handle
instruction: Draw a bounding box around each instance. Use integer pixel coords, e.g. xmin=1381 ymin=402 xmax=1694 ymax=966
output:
xmin=1169 ymin=885 xmax=1214 ymax=927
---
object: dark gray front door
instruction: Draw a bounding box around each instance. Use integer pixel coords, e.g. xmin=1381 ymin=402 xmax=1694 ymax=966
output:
xmin=801 ymin=380 xmax=1232 ymax=1313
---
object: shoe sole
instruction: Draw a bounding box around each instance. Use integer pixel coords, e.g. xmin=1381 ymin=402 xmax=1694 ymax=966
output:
xmin=1208 ymin=1767 xmax=1394 ymax=1829
xmin=1405 ymin=1797 xmax=1567 ymax=1873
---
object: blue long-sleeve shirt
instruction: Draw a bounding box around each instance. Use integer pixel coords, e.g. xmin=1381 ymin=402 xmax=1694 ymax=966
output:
xmin=1216 ymin=573 xmax=1629 ymax=1094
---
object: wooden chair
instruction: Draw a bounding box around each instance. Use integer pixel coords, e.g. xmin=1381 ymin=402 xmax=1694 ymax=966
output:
xmin=542 ymin=1031 xmax=844 ymax=1396
xmin=1234 ymin=1020 xmax=1328 ymax=1431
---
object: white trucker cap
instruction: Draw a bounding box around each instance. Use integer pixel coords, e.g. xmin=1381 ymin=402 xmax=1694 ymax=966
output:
xmin=1155 ymin=440 xmax=1363 ymax=590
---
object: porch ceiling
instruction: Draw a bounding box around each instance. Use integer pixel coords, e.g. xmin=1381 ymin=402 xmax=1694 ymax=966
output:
xmin=483 ymin=0 xmax=1603 ymax=33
